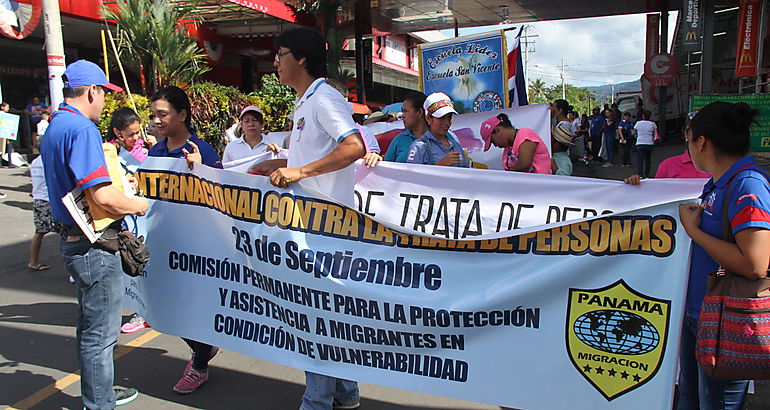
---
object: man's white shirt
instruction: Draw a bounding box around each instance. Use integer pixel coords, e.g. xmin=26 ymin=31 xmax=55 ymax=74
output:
xmin=287 ymin=78 xmax=358 ymax=207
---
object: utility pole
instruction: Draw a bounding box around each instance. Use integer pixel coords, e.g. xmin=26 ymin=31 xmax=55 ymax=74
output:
xmin=560 ymin=59 xmax=566 ymax=100
xmin=520 ymin=25 xmax=537 ymax=98
xmin=42 ymin=0 xmax=65 ymax=111
xmin=611 ymin=83 xmax=615 ymax=104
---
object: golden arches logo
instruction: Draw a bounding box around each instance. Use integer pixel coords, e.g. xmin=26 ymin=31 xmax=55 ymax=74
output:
xmin=685 ymin=31 xmax=698 ymax=41
xmin=740 ymin=53 xmax=754 ymax=65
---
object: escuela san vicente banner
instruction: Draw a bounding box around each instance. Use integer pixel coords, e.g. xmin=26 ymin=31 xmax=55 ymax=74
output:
xmin=419 ymin=31 xmax=508 ymax=114
xmin=124 ymin=157 xmax=705 ymax=409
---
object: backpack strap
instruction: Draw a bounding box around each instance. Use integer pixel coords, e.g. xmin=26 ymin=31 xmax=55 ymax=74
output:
xmin=720 ymin=164 xmax=769 ymax=242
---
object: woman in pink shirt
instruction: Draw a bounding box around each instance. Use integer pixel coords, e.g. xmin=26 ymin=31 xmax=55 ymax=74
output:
xmin=480 ymin=113 xmax=551 ymax=174
xmin=655 ymin=149 xmax=710 ymax=179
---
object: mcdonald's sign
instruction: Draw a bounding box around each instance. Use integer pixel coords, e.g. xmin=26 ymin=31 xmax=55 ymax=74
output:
xmin=735 ymin=0 xmax=761 ymax=77
xmin=681 ymin=0 xmax=702 ymax=52
xmin=740 ymin=53 xmax=754 ymax=65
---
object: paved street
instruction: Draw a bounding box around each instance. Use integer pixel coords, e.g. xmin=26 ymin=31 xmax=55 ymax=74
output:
xmin=2 ymin=143 xmax=770 ymax=409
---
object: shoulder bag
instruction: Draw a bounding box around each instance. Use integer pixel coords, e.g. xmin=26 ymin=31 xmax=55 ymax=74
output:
xmin=696 ymin=167 xmax=770 ymax=379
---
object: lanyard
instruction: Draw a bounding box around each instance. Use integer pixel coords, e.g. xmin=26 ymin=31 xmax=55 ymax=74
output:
xmin=52 ymin=106 xmax=82 ymax=122
xmin=58 ymin=107 xmax=80 ymax=116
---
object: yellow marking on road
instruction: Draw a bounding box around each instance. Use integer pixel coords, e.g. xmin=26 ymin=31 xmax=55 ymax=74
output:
xmin=8 ymin=330 xmax=161 ymax=410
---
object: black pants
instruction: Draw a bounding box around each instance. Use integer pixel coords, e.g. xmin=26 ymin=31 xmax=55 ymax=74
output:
xmin=590 ymin=132 xmax=602 ymax=158
xmin=620 ymin=140 xmax=633 ymax=165
xmin=636 ymin=145 xmax=653 ymax=178
xmin=184 ymin=338 xmax=214 ymax=371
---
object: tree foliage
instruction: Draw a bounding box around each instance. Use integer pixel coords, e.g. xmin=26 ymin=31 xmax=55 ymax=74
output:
xmin=97 ymin=93 xmax=152 ymax=138
xmin=527 ymin=77 xmax=600 ymax=116
xmin=248 ymin=74 xmax=297 ymax=133
xmin=292 ymin=0 xmax=352 ymax=81
xmin=102 ymin=0 xmax=210 ymax=94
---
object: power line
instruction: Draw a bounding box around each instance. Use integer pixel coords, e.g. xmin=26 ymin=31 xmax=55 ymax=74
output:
xmin=527 ymin=71 xmax=625 ymax=85
xmin=567 ymin=68 xmax=640 ymax=76
xmin=576 ymin=59 xmax=645 ymax=68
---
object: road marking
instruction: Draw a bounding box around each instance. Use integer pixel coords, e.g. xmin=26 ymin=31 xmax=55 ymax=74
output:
xmin=8 ymin=330 xmax=161 ymax=410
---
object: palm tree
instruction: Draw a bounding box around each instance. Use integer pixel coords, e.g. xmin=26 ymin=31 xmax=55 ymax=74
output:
xmin=528 ymin=78 xmax=548 ymax=103
xmin=102 ymin=0 xmax=210 ymax=94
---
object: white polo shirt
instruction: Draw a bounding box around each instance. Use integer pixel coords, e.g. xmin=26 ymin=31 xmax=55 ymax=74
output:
xmin=222 ymin=134 xmax=284 ymax=163
xmin=287 ymin=78 xmax=358 ymax=207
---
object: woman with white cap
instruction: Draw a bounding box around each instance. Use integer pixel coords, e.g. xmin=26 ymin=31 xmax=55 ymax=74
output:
xmin=222 ymin=105 xmax=283 ymax=163
xmin=405 ymin=92 xmax=469 ymax=167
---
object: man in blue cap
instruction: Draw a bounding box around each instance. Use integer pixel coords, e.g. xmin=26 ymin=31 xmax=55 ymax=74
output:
xmin=41 ymin=60 xmax=148 ymax=409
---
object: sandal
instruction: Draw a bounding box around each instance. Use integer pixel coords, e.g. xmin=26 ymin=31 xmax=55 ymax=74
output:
xmin=28 ymin=264 xmax=50 ymax=271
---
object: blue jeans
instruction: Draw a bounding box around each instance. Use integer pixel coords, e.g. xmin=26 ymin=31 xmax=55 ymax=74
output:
xmin=60 ymin=236 xmax=123 ymax=410
xmin=300 ymin=372 xmax=359 ymax=410
xmin=602 ymin=133 xmax=616 ymax=163
xmin=677 ymin=314 xmax=749 ymax=410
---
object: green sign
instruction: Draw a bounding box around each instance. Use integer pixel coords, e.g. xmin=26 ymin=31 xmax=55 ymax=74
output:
xmin=690 ymin=94 xmax=770 ymax=152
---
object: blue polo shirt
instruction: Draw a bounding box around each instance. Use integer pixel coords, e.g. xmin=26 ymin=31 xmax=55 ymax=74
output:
xmin=590 ymin=115 xmax=605 ymax=136
xmin=40 ymin=104 xmax=113 ymax=225
xmin=617 ymin=120 xmax=633 ymax=139
xmin=384 ymin=129 xmax=418 ymax=163
xmin=686 ymin=155 xmax=770 ymax=318
xmin=148 ymin=132 xmax=222 ymax=168
xmin=405 ymin=130 xmax=469 ymax=167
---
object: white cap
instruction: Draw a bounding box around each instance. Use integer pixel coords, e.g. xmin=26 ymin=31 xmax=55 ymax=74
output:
xmin=423 ymin=92 xmax=458 ymax=118
xmin=240 ymin=105 xmax=264 ymax=119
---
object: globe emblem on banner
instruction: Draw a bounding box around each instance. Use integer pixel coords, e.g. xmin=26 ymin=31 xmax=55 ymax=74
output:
xmin=472 ymin=91 xmax=503 ymax=112
xmin=573 ymin=310 xmax=659 ymax=355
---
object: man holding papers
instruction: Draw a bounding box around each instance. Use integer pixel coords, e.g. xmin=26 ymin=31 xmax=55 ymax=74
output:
xmin=40 ymin=60 xmax=148 ymax=410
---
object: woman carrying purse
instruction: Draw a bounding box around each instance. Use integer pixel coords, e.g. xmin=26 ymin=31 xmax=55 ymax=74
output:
xmin=676 ymin=102 xmax=770 ymax=409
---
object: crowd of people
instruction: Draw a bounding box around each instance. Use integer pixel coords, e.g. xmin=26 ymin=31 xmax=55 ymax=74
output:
xmin=16 ymin=24 xmax=770 ymax=410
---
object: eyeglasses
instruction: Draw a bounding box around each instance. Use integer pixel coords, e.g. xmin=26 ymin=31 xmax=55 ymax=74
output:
xmin=274 ymin=50 xmax=292 ymax=64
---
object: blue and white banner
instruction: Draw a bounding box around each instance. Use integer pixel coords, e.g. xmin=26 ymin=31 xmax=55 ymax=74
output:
xmin=0 ymin=111 xmax=20 ymax=141
xmin=127 ymin=158 xmax=705 ymax=409
xmin=419 ymin=31 xmax=508 ymax=113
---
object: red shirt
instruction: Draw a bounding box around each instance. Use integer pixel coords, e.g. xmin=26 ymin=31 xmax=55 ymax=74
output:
xmin=655 ymin=150 xmax=710 ymax=179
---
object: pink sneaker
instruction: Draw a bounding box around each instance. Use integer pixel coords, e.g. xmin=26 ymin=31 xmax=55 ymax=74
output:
xmin=173 ymin=367 xmax=208 ymax=394
xmin=183 ymin=346 xmax=219 ymax=375
xmin=120 ymin=314 xmax=150 ymax=333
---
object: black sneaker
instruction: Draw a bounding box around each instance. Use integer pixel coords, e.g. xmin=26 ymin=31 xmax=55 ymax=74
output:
xmin=332 ymin=398 xmax=360 ymax=409
xmin=115 ymin=387 xmax=139 ymax=406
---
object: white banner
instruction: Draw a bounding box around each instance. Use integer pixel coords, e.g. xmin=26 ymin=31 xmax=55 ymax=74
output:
xmin=352 ymin=161 xmax=707 ymax=238
xmin=129 ymin=157 xmax=703 ymax=409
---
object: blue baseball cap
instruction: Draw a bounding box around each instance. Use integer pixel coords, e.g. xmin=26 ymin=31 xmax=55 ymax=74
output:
xmin=63 ymin=60 xmax=123 ymax=92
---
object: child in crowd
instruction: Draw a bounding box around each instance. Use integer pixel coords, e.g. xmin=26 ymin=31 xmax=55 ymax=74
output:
xmin=617 ymin=112 xmax=634 ymax=168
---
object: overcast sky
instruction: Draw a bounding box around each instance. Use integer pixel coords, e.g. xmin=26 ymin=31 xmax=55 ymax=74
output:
xmin=440 ymin=12 xmax=678 ymax=88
